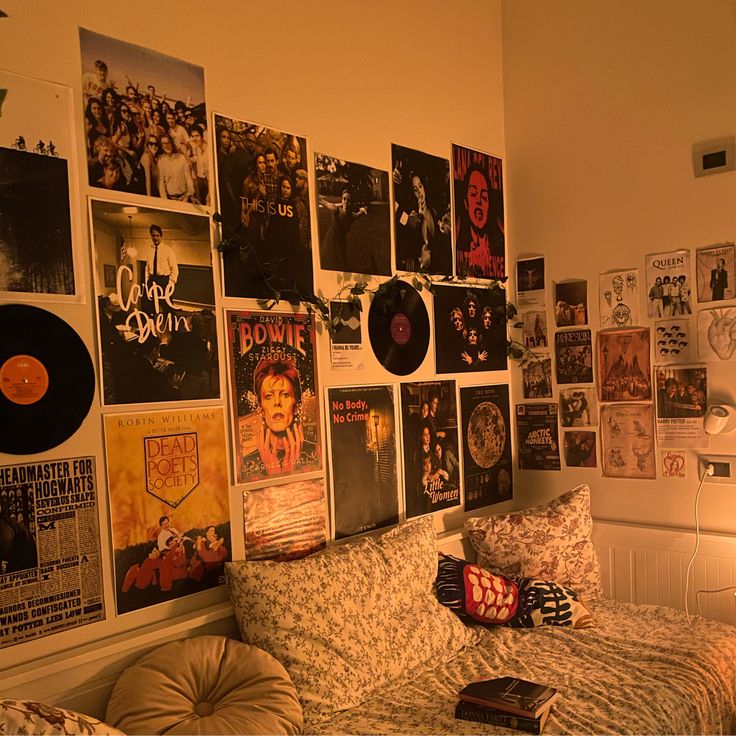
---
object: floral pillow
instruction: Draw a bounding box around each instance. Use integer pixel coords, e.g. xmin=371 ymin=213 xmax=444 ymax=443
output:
xmin=226 ymin=517 xmax=475 ymax=727
xmin=436 ymin=553 xmax=594 ymax=628
xmin=464 ymin=483 xmax=604 ymax=599
xmin=0 ymin=699 xmax=123 ymax=735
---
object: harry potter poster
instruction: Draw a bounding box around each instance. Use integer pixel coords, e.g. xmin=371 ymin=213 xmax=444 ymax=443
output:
xmin=103 ymin=408 xmax=230 ymax=614
xmin=655 ymin=365 xmax=708 ymax=448
xmin=460 ymin=385 xmax=512 ymax=511
xmin=598 ymin=328 xmax=652 ymax=401
xmin=451 ymin=143 xmax=505 ymax=279
xmin=400 ymin=381 xmax=461 ymax=519
xmin=327 ymin=385 xmax=398 ymax=539
xmin=433 ymin=284 xmax=507 ymax=374
xmin=516 ymin=403 xmax=561 ymax=471
xmin=226 ymin=310 xmax=321 ymax=485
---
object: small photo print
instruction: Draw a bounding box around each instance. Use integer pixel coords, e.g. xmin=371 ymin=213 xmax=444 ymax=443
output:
xmin=661 ymin=450 xmax=686 ymax=478
xmin=696 ymin=243 xmax=736 ymax=303
xmin=391 ymin=143 xmax=452 ymax=275
xmin=645 ymin=250 xmax=692 ymax=318
xmin=563 ymin=431 xmax=597 ymax=468
xmin=521 ymin=357 xmax=553 ymax=399
xmin=516 ymin=256 xmax=545 ymax=308
xmin=315 ymin=153 xmax=390 ymax=276
xmin=522 ymin=311 xmax=548 ymax=349
xmin=598 ymin=328 xmax=652 ymax=402
xmin=554 ymin=280 xmax=588 ymax=326
xmin=654 ymin=319 xmax=695 ymax=363
xmin=697 ymin=308 xmax=736 ymax=361
xmin=559 ymin=387 xmax=598 ymax=427
xmin=600 ymin=268 xmax=640 ymax=328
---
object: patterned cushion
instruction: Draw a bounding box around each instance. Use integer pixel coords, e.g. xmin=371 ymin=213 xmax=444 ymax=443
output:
xmin=436 ymin=553 xmax=594 ymax=628
xmin=464 ymin=483 xmax=604 ymax=599
xmin=0 ymin=699 xmax=122 ymax=735
xmin=226 ymin=517 xmax=475 ymax=727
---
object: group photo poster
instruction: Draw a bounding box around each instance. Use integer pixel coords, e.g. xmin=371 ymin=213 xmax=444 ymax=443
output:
xmin=599 ymin=268 xmax=640 ymax=328
xmin=326 ymin=384 xmax=399 ymax=539
xmin=563 ymin=431 xmax=598 ymax=468
xmin=522 ymin=310 xmax=548 ymax=350
xmin=516 ymin=403 xmax=561 ymax=471
xmin=451 ymin=143 xmax=505 ymax=279
xmin=213 ymin=113 xmax=312 ymax=299
xmin=601 ymin=404 xmax=656 ymax=480
xmin=515 ymin=256 xmax=545 ymax=308
xmin=655 ymin=318 xmax=696 ymax=363
xmin=655 ymin=365 xmax=708 ymax=448
xmin=226 ymin=310 xmax=321 ymax=485
xmin=697 ymin=308 xmax=736 ymax=361
xmin=103 ymin=408 xmax=230 ymax=615
xmin=554 ymin=279 xmax=588 ymax=326
xmin=433 ymin=283 xmax=507 ymax=374
xmin=243 ymin=478 xmax=327 ymax=561
xmin=315 ymin=152 xmax=390 ymax=275
xmin=460 ymin=384 xmax=512 ymax=511
xmin=89 ymin=198 xmax=219 ymax=406
xmin=645 ymin=249 xmax=692 ymax=318
xmin=521 ymin=357 xmax=553 ymax=399
xmin=696 ymin=243 xmax=736 ymax=303
xmin=598 ymin=327 xmax=652 ymax=402
xmin=555 ymin=328 xmax=594 ymax=384
xmin=328 ymin=301 xmax=364 ymax=371
xmin=400 ymin=380 xmax=461 ymax=519
xmin=0 ymin=457 xmax=105 ymax=649
xmin=79 ymin=28 xmax=209 ymax=204
xmin=391 ymin=143 xmax=452 ymax=275
xmin=0 ymin=70 xmax=80 ymax=300
xmin=559 ymin=387 xmax=598 ymax=427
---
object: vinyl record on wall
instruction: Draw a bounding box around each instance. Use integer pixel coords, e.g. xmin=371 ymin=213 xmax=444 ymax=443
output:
xmin=0 ymin=304 xmax=95 ymax=454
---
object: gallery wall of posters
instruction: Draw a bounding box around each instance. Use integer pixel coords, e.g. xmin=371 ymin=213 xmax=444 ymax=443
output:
xmin=226 ymin=310 xmax=321 ymax=485
xmin=460 ymin=384 xmax=512 ymax=511
xmin=315 ymin=153 xmax=390 ymax=275
xmin=433 ymin=284 xmax=507 ymax=374
xmin=0 ymin=457 xmax=105 ymax=649
xmin=213 ymin=113 xmax=312 ymax=299
xmin=327 ymin=385 xmax=398 ymax=539
xmin=103 ymin=408 xmax=230 ymax=615
xmin=90 ymin=198 xmax=220 ymax=406
xmin=400 ymin=380 xmax=461 ymax=519
xmin=451 ymin=144 xmax=505 ymax=279
xmin=516 ymin=403 xmax=561 ymax=471
xmin=243 ymin=478 xmax=327 ymax=561
xmin=0 ymin=70 xmax=80 ymax=300
xmin=79 ymin=28 xmax=209 ymax=205
xmin=391 ymin=143 xmax=452 ymax=275
xmin=600 ymin=404 xmax=656 ymax=480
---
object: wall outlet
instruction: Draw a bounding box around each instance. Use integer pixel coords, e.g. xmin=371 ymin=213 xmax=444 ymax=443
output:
xmin=699 ymin=455 xmax=736 ymax=483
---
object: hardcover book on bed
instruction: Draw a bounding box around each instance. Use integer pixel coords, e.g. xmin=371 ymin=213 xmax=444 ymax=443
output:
xmin=458 ymin=676 xmax=560 ymax=718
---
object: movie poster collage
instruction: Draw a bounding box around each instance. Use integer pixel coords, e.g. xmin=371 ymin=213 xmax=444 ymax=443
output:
xmin=0 ymin=30 xmax=516 ymax=647
xmin=515 ymin=241 xmax=733 ymax=479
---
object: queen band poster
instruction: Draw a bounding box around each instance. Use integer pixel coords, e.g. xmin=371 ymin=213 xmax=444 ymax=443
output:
xmin=516 ymin=403 xmax=561 ymax=471
xmin=451 ymin=144 xmax=505 ymax=279
xmin=226 ymin=310 xmax=321 ymax=485
xmin=401 ymin=381 xmax=461 ymax=519
xmin=103 ymin=407 xmax=230 ymax=614
xmin=214 ymin=113 xmax=313 ymax=299
xmin=433 ymin=284 xmax=507 ymax=374
xmin=327 ymin=385 xmax=398 ymax=539
xmin=460 ymin=385 xmax=512 ymax=511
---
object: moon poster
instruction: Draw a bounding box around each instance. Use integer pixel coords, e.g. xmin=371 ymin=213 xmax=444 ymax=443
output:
xmin=326 ymin=384 xmax=399 ymax=539
xmin=459 ymin=384 xmax=512 ymax=512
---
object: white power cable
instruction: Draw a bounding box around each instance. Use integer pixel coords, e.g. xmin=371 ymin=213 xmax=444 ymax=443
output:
xmin=684 ymin=463 xmax=714 ymax=625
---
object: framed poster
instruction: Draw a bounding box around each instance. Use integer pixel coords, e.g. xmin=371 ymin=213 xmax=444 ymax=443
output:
xmin=226 ymin=310 xmax=321 ymax=485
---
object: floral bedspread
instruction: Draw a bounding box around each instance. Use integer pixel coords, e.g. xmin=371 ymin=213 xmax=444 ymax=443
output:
xmin=310 ymin=598 xmax=736 ymax=735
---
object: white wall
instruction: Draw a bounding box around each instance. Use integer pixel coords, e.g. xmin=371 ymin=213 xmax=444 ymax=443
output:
xmin=503 ymin=0 xmax=736 ymax=531
xmin=0 ymin=0 xmax=507 ymax=673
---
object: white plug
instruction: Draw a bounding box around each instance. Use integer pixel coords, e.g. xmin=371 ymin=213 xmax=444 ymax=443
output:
xmin=706 ymin=463 xmax=715 ymax=477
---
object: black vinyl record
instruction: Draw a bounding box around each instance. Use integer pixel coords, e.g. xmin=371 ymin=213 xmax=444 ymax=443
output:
xmin=0 ymin=304 xmax=95 ymax=454
xmin=368 ymin=280 xmax=430 ymax=375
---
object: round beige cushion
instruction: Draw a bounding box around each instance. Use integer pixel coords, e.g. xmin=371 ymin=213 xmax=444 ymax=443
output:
xmin=105 ymin=635 xmax=303 ymax=735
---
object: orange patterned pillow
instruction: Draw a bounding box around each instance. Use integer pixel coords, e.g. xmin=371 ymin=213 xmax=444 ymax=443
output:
xmin=464 ymin=484 xmax=603 ymax=599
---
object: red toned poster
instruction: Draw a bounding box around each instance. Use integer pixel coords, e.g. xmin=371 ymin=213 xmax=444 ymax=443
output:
xmin=226 ymin=310 xmax=321 ymax=485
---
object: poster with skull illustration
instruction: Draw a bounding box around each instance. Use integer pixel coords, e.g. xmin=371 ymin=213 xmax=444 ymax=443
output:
xmin=599 ymin=268 xmax=640 ymax=328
